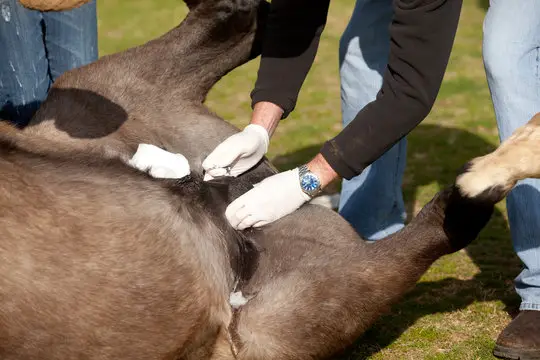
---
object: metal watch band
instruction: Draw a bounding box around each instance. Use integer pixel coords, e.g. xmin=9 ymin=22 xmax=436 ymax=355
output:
xmin=298 ymin=164 xmax=321 ymax=197
xmin=298 ymin=164 xmax=309 ymax=177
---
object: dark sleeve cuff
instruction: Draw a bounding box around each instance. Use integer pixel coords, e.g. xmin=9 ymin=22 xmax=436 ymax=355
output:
xmin=320 ymin=140 xmax=360 ymax=180
xmin=250 ymin=89 xmax=296 ymax=119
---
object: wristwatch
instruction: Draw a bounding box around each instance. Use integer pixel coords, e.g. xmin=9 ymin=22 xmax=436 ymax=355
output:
xmin=298 ymin=164 xmax=322 ymax=198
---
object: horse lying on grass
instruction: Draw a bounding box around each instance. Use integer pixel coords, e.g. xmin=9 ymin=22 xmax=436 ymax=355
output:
xmin=0 ymin=0 xmax=531 ymax=358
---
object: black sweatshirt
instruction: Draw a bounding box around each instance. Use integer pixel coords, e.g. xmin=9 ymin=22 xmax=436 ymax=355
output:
xmin=250 ymin=0 xmax=463 ymax=180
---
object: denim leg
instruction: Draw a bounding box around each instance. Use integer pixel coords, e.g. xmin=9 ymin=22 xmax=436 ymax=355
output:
xmin=483 ymin=0 xmax=540 ymax=311
xmin=42 ymin=0 xmax=98 ymax=82
xmin=0 ymin=0 xmax=49 ymax=126
xmin=338 ymin=0 xmax=407 ymax=240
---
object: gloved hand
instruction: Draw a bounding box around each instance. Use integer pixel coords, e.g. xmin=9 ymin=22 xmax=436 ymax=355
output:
xmin=202 ymin=124 xmax=269 ymax=180
xmin=225 ymin=168 xmax=311 ymax=230
xmin=128 ymin=144 xmax=191 ymax=179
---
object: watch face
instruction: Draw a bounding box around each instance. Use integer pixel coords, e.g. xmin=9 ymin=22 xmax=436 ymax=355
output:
xmin=301 ymin=173 xmax=320 ymax=193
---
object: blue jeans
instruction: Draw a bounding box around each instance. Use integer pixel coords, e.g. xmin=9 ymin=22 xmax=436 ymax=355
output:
xmin=0 ymin=0 xmax=98 ymax=127
xmin=483 ymin=0 xmax=540 ymax=311
xmin=338 ymin=0 xmax=407 ymax=240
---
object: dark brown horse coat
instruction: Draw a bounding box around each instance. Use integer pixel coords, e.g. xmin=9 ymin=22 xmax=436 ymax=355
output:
xmin=0 ymin=0 xmax=498 ymax=359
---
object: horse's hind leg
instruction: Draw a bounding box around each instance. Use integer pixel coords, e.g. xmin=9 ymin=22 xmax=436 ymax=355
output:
xmin=227 ymin=228 xmax=439 ymax=359
xmin=230 ymin=244 xmax=444 ymax=360
xmin=229 ymin=182 xmax=495 ymax=360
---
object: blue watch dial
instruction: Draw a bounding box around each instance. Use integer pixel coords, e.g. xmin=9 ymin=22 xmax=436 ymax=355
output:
xmin=300 ymin=173 xmax=320 ymax=192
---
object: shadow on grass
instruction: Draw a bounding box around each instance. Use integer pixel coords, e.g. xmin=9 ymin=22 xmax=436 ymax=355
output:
xmin=271 ymin=124 xmax=522 ymax=359
xmin=477 ymin=0 xmax=489 ymax=11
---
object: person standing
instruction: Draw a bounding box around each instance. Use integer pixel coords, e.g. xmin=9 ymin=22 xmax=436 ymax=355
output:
xmin=0 ymin=0 xmax=98 ymax=127
xmin=483 ymin=1 xmax=540 ymax=358
xmin=202 ymin=0 xmax=461 ymax=235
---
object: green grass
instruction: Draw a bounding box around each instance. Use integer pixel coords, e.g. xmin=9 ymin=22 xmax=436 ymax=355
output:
xmin=97 ymin=1 xmax=521 ymax=359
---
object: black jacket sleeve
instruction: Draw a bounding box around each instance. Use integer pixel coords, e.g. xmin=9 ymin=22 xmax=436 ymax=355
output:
xmin=320 ymin=0 xmax=463 ymax=179
xmin=251 ymin=0 xmax=463 ymax=180
xmin=250 ymin=0 xmax=330 ymax=118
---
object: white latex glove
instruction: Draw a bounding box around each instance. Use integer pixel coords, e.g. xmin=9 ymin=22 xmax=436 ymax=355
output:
xmin=226 ymin=168 xmax=310 ymax=230
xmin=128 ymin=144 xmax=191 ymax=179
xmin=202 ymin=124 xmax=269 ymax=180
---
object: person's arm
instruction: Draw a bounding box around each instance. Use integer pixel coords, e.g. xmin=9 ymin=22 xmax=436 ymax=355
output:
xmin=203 ymin=0 xmax=330 ymax=179
xmin=249 ymin=0 xmax=331 ymax=131
xmin=226 ymin=0 xmax=463 ymax=230
xmin=317 ymin=0 xmax=463 ymax=181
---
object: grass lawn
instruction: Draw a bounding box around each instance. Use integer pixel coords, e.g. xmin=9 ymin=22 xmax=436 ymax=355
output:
xmin=97 ymin=1 xmax=521 ymax=359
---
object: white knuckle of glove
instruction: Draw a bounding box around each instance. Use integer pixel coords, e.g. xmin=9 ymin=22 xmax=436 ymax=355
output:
xmin=128 ymin=144 xmax=191 ymax=179
xmin=202 ymin=124 xmax=269 ymax=179
xmin=225 ymin=168 xmax=311 ymax=230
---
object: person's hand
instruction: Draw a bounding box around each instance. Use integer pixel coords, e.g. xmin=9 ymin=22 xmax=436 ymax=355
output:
xmin=128 ymin=144 xmax=190 ymax=179
xmin=202 ymin=124 xmax=269 ymax=180
xmin=225 ymin=154 xmax=340 ymax=230
xmin=226 ymin=168 xmax=310 ymax=230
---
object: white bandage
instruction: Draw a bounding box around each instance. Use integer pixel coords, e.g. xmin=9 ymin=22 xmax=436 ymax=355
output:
xmin=229 ymin=291 xmax=249 ymax=309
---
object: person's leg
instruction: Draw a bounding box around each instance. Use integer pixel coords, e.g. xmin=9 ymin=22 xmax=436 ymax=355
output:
xmin=483 ymin=0 xmax=540 ymax=358
xmin=0 ymin=0 xmax=49 ymax=126
xmin=338 ymin=0 xmax=407 ymax=240
xmin=42 ymin=0 xmax=98 ymax=82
